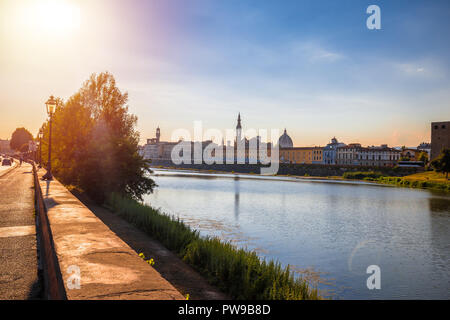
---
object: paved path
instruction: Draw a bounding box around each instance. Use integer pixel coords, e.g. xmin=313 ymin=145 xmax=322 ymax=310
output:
xmin=0 ymin=164 xmax=41 ymax=299
xmin=38 ymin=171 xmax=184 ymax=300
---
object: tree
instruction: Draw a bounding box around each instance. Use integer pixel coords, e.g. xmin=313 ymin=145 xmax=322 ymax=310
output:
xmin=10 ymin=127 xmax=33 ymax=151
xmin=431 ymin=148 xmax=450 ymax=179
xmin=418 ymin=151 xmax=428 ymax=165
xmin=42 ymin=72 xmax=155 ymax=202
xmin=19 ymin=143 xmax=29 ymax=153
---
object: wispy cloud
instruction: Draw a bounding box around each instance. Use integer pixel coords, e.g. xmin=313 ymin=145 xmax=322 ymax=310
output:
xmin=290 ymin=42 xmax=344 ymax=63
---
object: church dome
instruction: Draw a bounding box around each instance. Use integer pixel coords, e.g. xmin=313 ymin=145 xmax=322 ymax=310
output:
xmin=278 ymin=129 xmax=293 ymax=148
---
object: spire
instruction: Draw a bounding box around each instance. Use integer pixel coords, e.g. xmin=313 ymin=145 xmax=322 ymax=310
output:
xmin=236 ymin=113 xmax=242 ymax=130
xmin=156 ymin=126 xmax=161 ymax=143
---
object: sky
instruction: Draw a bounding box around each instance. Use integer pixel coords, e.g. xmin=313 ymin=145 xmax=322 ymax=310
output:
xmin=0 ymin=0 xmax=449 ymax=147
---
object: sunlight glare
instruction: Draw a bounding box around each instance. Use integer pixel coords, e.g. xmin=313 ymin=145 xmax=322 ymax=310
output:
xmin=18 ymin=0 xmax=81 ymax=37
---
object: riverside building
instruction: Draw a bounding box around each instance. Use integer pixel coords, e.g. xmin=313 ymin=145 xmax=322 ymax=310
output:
xmin=336 ymin=143 xmax=400 ymax=167
xmin=431 ymin=121 xmax=450 ymax=160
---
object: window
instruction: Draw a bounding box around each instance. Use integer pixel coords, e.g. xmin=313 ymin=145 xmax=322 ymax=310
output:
xmin=442 ymin=125 xmax=446 ymax=129
xmin=434 ymin=125 xmax=438 ymax=129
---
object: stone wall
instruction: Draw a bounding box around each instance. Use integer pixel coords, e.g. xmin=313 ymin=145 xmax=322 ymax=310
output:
xmin=149 ymin=159 xmax=421 ymax=177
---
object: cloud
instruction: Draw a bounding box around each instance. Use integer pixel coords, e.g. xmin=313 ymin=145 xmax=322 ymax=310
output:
xmin=290 ymin=42 xmax=344 ymax=63
xmin=394 ymin=60 xmax=446 ymax=79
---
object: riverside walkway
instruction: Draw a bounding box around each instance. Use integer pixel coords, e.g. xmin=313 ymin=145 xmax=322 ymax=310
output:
xmin=36 ymin=169 xmax=184 ymax=300
xmin=0 ymin=163 xmax=41 ymax=299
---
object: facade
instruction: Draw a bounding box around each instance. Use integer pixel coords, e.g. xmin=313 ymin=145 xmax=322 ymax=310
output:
xmin=401 ymin=148 xmax=418 ymax=161
xmin=322 ymin=137 xmax=346 ymax=165
xmin=279 ymin=147 xmax=322 ymax=164
xmin=141 ymin=115 xmax=273 ymax=164
xmin=417 ymin=142 xmax=431 ymax=158
xmin=140 ymin=127 xmax=177 ymax=160
xmin=0 ymin=139 xmax=12 ymax=154
xmin=336 ymin=144 xmax=400 ymax=167
xmin=233 ymin=114 xmax=272 ymax=163
xmin=312 ymin=147 xmax=323 ymax=164
xmin=431 ymin=121 xmax=450 ymax=160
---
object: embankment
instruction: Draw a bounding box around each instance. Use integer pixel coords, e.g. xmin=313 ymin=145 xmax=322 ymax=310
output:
xmin=32 ymin=163 xmax=184 ymax=300
xmin=106 ymin=193 xmax=321 ymax=300
xmin=149 ymin=159 xmax=421 ymax=177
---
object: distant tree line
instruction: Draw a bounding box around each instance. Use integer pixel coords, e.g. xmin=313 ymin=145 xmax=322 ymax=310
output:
xmin=431 ymin=149 xmax=450 ymax=179
xmin=10 ymin=127 xmax=33 ymax=153
xmin=39 ymin=72 xmax=155 ymax=202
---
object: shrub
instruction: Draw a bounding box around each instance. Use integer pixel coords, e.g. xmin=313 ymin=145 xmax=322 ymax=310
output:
xmin=343 ymin=171 xmax=383 ymax=180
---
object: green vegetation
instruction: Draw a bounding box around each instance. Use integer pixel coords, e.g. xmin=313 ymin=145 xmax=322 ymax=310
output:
xmin=40 ymin=72 xmax=155 ymax=202
xmin=342 ymin=171 xmax=383 ymax=180
xmin=431 ymin=148 xmax=450 ymax=179
xmin=343 ymin=170 xmax=450 ymax=192
xmin=106 ymin=193 xmax=320 ymax=300
xmin=10 ymin=127 xmax=33 ymax=152
xmin=376 ymin=176 xmax=450 ymax=192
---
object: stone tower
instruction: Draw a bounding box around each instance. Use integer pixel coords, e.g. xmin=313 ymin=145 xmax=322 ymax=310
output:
xmin=236 ymin=113 xmax=242 ymax=142
xmin=156 ymin=127 xmax=161 ymax=143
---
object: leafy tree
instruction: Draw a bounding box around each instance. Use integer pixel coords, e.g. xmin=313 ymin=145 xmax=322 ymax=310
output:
xmin=19 ymin=143 xmax=29 ymax=153
xmin=431 ymin=148 xmax=450 ymax=179
xmin=41 ymin=72 xmax=155 ymax=202
xmin=418 ymin=151 xmax=428 ymax=164
xmin=10 ymin=127 xmax=33 ymax=151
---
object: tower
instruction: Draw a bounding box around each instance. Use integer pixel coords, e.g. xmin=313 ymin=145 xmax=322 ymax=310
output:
xmin=156 ymin=127 xmax=160 ymax=143
xmin=236 ymin=113 xmax=242 ymax=142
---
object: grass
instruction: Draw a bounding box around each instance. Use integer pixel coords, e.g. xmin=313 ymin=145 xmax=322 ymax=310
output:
xmin=343 ymin=170 xmax=450 ymax=192
xmin=106 ymin=193 xmax=320 ymax=300
xmin=342 ymin=171 xmax=384 ymax=180
xmin=402 ymin=171 xmax=449 ymax=183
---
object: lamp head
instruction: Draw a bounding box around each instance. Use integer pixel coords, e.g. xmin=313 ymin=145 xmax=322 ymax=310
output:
xmin=45 ymin=95 xmax=57 ymax=115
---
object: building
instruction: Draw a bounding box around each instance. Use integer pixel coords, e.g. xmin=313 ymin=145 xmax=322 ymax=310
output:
xmin=401 ymin=148 xmax=419 ymax=161
xmin=279 ymin=147 xmax=323 ymax=164
xmin=278 ymin=129 xmax=293 ymax=148
xmin=140 ymin=127 xmax=177 ymax=160
xmin=322 ymin=137 xmax=346 ymax=165
xmin=233 ymin=114 xmax=272 ymax=163
xmin=0 ymin=139 xmax=12 ymax=154
xmin=336 ymin=144 xmax=400 ymax=167
xmin=312 ymin=147 xmax=323 ymax=164
xmin=417 ymin=142 xmax=431 ymax=158
xmin=431 ymin=121 xmax=450 ymax=160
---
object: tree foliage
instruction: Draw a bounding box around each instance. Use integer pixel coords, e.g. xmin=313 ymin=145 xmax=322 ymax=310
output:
xmin=41 ymin=72 xmax=155 ymax=202
xmin=10 ymin=127 xmax=33 ymax=151
xmin=417 ymin=151 xmax=428 ymax=164
xmin=431 ymin=148 xmax=450 ymax=179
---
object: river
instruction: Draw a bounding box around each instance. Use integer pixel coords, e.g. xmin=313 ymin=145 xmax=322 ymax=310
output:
xmin=143 ymin=168 xmax=450 ymax=299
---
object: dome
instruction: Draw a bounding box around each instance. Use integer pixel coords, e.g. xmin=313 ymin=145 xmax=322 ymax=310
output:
xmin=278 ymin=129 xmax=293 ymax=148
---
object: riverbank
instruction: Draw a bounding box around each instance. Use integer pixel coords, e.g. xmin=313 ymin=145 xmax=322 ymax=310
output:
xmin=344 ymin=171 xmax=450 ymax=192
xmin=70 ymin=190 xmax=228 ymax=300
xmin=151 ymin=165 xmax=450 ymax=193
xmin=105 ymin=193 xmax=321 ymax=300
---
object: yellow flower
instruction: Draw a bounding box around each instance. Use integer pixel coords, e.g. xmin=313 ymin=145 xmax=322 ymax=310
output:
xmin=186 ymin=294 xmax=190 ymax=300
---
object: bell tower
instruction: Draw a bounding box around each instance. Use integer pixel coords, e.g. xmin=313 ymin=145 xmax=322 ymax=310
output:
xmin=156 ymin=127 xmax=161 ymax=143
xmin=236 ymin=113 xmax=242 ymax=142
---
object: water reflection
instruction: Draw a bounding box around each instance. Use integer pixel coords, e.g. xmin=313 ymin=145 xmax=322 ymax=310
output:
xmin=145 ymin=169 xmax=450 ymax=299
xmin=234 ymin=176 xmax=240 ymax=221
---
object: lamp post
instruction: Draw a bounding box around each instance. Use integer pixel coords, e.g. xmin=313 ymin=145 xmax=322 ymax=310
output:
xmin=42 ymin=95 xmax=56 ymax=180
xmin=38 ymin=128 xmax=43 ymax=168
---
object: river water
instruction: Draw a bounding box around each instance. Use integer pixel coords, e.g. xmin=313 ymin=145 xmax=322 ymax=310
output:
xmin=144 ymin=169 xmax=450 ymax=299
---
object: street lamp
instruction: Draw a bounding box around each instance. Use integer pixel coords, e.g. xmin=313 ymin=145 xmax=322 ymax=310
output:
xmin=38 ymin=128 xmax=43 ymax=168
xmin=42 ymin=95 xmax=56 ymax=180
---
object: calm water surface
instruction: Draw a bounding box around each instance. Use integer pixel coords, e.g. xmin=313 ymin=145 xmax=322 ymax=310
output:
xmin=144 ymin=169 xmax=450 ymax=299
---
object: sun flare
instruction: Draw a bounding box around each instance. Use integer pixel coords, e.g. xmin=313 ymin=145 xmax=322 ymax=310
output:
xmin=16 ymin=0 xmax=81 ymax=37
